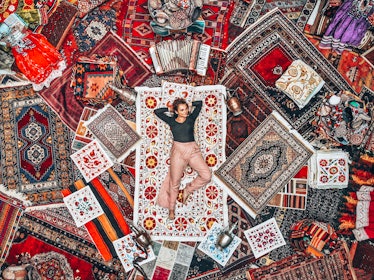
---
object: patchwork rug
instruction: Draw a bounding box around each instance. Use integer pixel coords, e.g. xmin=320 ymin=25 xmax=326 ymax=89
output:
xmin=118 ymin=0 xmax=232 ymax=65
xmin=0 ymin=86 xmax=74 ymax=208
xmin=0 ymin=194 xmax=23 ymax=266
xmin=223 ymin=8 xmax=355 ymax=138
xmin=131 ymin=240 xmax=196 ymax=279
xmin=134 ymin=82 xmax=227 ymax=241
xmin=215 ymin=111 xmax=314 ymax=218
xmin=245 ymin=241 xmax=357 ymax=280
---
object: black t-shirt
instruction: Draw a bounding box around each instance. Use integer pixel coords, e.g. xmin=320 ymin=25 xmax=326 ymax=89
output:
xmin=154 ymin=101 xmax=202 ymax=143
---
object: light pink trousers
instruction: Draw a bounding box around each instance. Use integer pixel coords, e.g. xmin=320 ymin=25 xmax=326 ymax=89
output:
xmin=157 ymin=141 xmax=212 ymax=210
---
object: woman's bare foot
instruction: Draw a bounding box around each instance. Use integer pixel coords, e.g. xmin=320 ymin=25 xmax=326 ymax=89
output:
xmin=182 ymin=188 xmax=191 ymax=204
xmin=168 ymin=209 xmax=175 ymax=220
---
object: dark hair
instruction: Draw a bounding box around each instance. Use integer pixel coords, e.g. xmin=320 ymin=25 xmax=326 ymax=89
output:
xmin=172 ymin=98 xmax=188 ymax=113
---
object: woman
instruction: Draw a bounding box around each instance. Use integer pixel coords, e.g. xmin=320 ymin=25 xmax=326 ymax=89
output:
xmin=154 ymin=98 xmax=212 ymax=220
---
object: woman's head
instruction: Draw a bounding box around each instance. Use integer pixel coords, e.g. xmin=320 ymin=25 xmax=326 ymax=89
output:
xmin=172 ymin=98 xmax=189 ymax=115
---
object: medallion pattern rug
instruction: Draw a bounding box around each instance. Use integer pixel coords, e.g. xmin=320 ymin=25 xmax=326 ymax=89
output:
xmin=0 ymin=86 xmax=74 ymax=207
xmin=222 ymin=9 xmax=356 ymax=138
xmin=215 ymin=111 xmax=314 ymax=218
xmin=135 ymin=82 xmax=227 ymax=241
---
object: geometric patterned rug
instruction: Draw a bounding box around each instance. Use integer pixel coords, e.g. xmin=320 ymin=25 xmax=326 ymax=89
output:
xmin=118 ymin=0 xmax=233 ymax=65
xmin=135 ymin=82 xmax=227 ymax=241
xmin=215 ymin=111 xmax=314 ymax=218
xmin=245 ymin=241 xmax=357 ymax=280
xmin=0 ymin=86 xmax=74 ymax=208
xmin=13 ymin=212 xmax=123 ymax=277
xmin=0 ymin=194 xmax=23 ymax=266
xmin=223 ymin=9 xmax=355 ymax=139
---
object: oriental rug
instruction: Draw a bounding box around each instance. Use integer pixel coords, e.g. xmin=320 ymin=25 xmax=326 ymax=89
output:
xmin=245 ymin=241 xmax=357 ymax=280
xmin=39 ymin=0 xmax=78 ymax=49
xmin=118 ymin=0 xmax=232 ymax=66
xmin=230 ymin=0 xmax=317 ymax=30
xmin=73 ymin=8 xmax=117 ymax=52
xmin=0 ymin=86 xmax=74 ymax=208
xmin=0 ymin=194 xmax=23 ymax=266
xmin=134 ymin=82 xmax=227 ymax=241
xmin=86 ymin=104 xmax=141 ymax=162
xmin=215 ymin=111 xmax=314 ymax=218
xmin=39 ymin=31 xmax=151 ymax=131
xmin=1 ymin=228 xmax=120 ymax=279
xmin=89 ymin=31 xmax=152 ymax=88
xmin=223 ymin=8 xmax=355 ymax=138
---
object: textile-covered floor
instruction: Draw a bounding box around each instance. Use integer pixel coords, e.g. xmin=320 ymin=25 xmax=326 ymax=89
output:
xmin=0 ymin=0 xmax=373 ymax=279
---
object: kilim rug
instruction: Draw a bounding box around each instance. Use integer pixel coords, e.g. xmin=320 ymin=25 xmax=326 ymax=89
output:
xmin=73 ymin=8 xmax=117 ymax=52
xmin=89 ymin=31 xmax=152 ymax=88
xmin=0 ymin=86 xmax=74 ymax=208
xmin=39 ymin=31 xmax=151 ymax=131
xmin=118 ymin=0 xmax=232 ymax=65
xmin=230 ymin=0 xmax=317 ymax=30
xmin=245 ymin=241 xmax=357 ymax=280
xmin=222 ymin=8 xmax=355 ymax=138
xmin=0 ymin=193 xmax=23 ymax=266
xmin=215 ymin=111 xmax=314 ymax=218
xmin=62 ymin=178 xmax=131 ymax=261
xmin=134 ymin=82 xmax=227 ymax=241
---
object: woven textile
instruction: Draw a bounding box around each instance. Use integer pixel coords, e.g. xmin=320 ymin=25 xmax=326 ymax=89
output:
xmin=230 ymin=0 xmax=316 ymax=30
xmin=118 ymin=0 xmax=232 ymax=65
xmin=86 ymin=104 xmax=141 ymax=162
xmin=215 ymin=111 xmax=314 ymax=218
xmin=275 ymin=59 xmax=325 ymax=109
xmin=244 ymin=218 xmax=286 ymax=259
xmin=70 ymin=140 xmax=114 ymax=182
xmin=2 ymin=231 xmax=117 ymax=279
xmin=62 ymin=178 xmax=131 ymax=261
xmin=0 ymin=194 xmax=23 ymax=266
xmin=267 ymin=165 xmax=309 ymax=210
xmin=71 ymin=56 xmax=118 ymax=104
xmin=223 ymin=9 xmax=355 ymax=138
xmin=39 ymin=0 xmax=78 ymax=49
xmin=89 ymin=31 xmax=152 ymax=88
xmin=245 ymin=241 xmax=357 ymax=280
xmin=198 ymin=222 xmax=241 ymax=266
xmin=73 ymin=8 xmax=117 ymax=53
xmin=0 ymin=86 xmax=74 ymax=207
xmin=134 ymin=82 xmax=227 ymax=241
xmin=310 ymin=150 xmax=349 ymax=189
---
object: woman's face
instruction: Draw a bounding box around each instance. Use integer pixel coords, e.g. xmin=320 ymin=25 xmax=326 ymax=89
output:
xmin=176 ymin=103 xmax=189 ymax=117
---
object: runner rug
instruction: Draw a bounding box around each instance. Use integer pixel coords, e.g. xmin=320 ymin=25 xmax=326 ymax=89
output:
xmin=246 ymin=241 xmax=357 ymax=280
xmin=0 ymin=86 xmax=74 ymax=208
xmin=134 ymin=81 xmax=227 ymax=241
xmin=222 ymin=8 xmax=355 ymax=139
